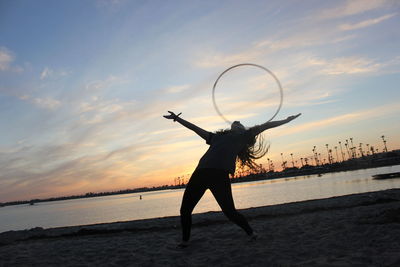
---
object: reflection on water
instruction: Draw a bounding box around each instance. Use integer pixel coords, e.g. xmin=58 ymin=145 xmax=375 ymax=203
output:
xmin=1 ymin=165 xmax=399 ymax=233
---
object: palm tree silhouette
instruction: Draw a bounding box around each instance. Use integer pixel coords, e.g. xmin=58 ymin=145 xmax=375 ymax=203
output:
xmin=290 ymin=153 xmax=295 ymax=168
xmin=338 ymin=141 xmax=345 ymax=162
xmin=325 ymin=144 xmax=332 ymax=164
xmin=350 ymin=137 xmax=356 ymax=158
xmin=312 ymin=146 xmax=318 ymax=166
xmin=381 ymin=135 xmax=388 ymax=152
xmin=359 ymin=143 xmax=364 ymax=157
xmin=334 ymin=146 xmax=339 ymax=163
xmin=281 ymin=153 xmax=286 ymax=170
xmin=345 ymin=140 xmax=350 ymax=159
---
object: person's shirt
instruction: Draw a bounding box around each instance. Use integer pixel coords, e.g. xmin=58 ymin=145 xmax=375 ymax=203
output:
xmin=196 ymin=129 xmax=255 ymax=174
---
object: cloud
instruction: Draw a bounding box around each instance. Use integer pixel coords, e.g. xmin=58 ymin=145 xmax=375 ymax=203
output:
xmin=18 ymin=94 xmax=62 ymax=110
xmin=164 ymin=84 xmax=190 ymax=94
xmin=85 ymin=75 xmax=129 ymax=91
xmin=301 ymin=55 xmax=381 ymax=75
xmin=0 ymin=46 xmax=23 ymax=72
xmin=194 ymin=49 xmax=263 ymax=69
xmin=78 ymin=98 xmax=129 ymax=124
xmin=40 ymin=67 xmax=69 ymax=80
xmin=317 ymin=0 xmax=392 ymax=20
xmin=378 ymin=56 xmax=400 ymax=74
xmin=72 ymin=75 xmax=134 ymax=124
xmin=283 ymin=86 xmax=340 ymax=107
xmin=33 ymin=97 xmax=62 ymax=110
xmin=195 ymin=30 xmax=356 ymax=71
xmin=339 ymin=13 xmax=396 ymax=31
xmin=275 ymin=102 xmax=400 ymax=137
xmin=321 ymin=57 xmax=381 ymax=75
xmin=255 ymin=34 xmax=328 ymax=51
xmin=254 ymin=27 xmax=356 ymax=52
xmin=40 ymin=67 xmax=53 ymax=80
xmin=0 ymin=47 xmax=13 ymax=71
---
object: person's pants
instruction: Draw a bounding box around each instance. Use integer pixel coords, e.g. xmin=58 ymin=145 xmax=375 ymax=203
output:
xmin=180 ymin=168 xmax=253 ymax=241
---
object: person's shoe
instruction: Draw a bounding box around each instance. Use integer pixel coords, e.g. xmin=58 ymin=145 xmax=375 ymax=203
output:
xmin=249 ymin=232 xmax=258 ymax=241
xmin=176 ymin=241 xmax=189 ymax=249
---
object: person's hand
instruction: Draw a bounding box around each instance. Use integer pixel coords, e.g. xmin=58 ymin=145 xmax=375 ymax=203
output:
xmin=163 ymin=111 xmax=182 ymax=121
xmin=286 ymin=113 xmax=301 ymax=121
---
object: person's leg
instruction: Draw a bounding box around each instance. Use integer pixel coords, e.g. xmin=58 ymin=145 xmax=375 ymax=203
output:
xmin=209 ymin=171 xmax=253 ymax=236
xmin=180 ymin=169 xmax=208 ymax=243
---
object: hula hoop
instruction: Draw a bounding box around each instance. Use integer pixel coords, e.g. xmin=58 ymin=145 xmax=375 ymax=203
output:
xmin=212 ymin=63 xmax=283 ymax=125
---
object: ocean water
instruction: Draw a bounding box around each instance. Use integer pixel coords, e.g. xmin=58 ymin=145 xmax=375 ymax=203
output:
xmin=1 ymin=165 xmax=399 ymax=233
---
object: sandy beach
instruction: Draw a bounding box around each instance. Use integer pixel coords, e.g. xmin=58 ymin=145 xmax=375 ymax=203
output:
xmin=1 ymin=188 xmax=399 ymax=266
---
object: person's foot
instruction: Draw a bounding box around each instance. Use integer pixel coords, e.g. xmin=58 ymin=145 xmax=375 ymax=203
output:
xmin=249 ymin=232 xmax=258 ymax=241
xmin=176 ymin=240 xmax=189 ymax=249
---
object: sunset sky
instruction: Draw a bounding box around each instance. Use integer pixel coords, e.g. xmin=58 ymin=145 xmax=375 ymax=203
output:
xmin=1 ymin=0 xmax=399 ymax=202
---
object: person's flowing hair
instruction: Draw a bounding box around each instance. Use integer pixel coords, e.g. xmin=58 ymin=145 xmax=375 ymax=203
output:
xmin=216 ymin=129 xmax=269 ymax=171
xmin=237 ymin=133 xmax=269 ymax=170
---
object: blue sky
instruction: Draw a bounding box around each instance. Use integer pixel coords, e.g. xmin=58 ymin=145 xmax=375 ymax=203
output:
xmin=0 ymin=0 xmax=399 ymax=202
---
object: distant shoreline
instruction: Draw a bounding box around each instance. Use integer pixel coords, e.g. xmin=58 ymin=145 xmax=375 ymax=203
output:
xmin=1 ymin=150 xmax=399 ymax=207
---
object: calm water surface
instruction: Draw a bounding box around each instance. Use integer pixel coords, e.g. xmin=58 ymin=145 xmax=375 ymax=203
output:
xmin=1 ymin=166 xmax=399 ymax=233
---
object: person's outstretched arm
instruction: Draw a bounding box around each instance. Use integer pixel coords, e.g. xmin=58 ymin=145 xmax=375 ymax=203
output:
xmin=251 ymin=113 xmax=301 ymax=136
xmin=163 ymin=111 xmax=210 ymax=141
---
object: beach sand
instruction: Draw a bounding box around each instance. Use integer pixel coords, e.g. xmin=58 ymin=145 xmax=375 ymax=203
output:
xmin=1 ymin=189 xmax=399 ymax=266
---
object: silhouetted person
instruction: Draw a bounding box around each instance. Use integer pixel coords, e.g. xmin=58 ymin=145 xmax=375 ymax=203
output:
xmin=163 ymin=111 xmax=301 ymax=248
